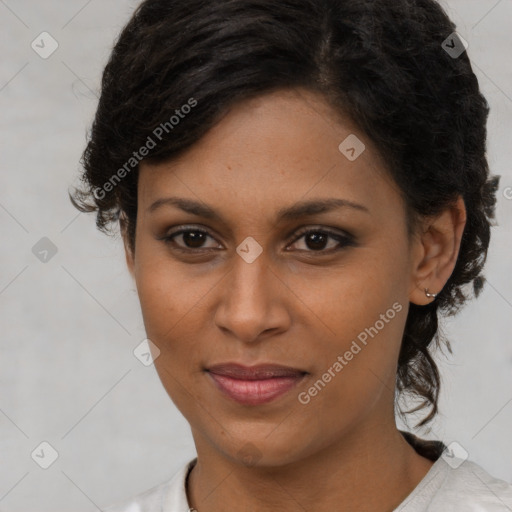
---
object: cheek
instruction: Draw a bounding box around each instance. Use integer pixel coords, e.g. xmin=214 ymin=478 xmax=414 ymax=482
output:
xmin=295 ymin=294 xmax=407 ymax=437
xmin=290 ymin=252 xmax=406 ymax=338
xmin=134 ymin=261 xmax=208 ymax=410
xmin=134 ymin=248 xmax=207 ymax=340
xmin=293 ymin=250 xmax=408 ymax=390
xmin=133 ymin=251 xmax=221 ymax=400
xmin=136 ymin=273 xmax=176 ymax=341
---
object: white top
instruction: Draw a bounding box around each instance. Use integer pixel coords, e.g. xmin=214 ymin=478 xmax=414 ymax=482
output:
xmin=103 ymin=441 xmax=512 ymax=511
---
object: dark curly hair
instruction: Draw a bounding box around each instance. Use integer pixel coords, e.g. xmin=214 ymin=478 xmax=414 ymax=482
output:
xmin=70 ymin=0 xmax=500 ymax=428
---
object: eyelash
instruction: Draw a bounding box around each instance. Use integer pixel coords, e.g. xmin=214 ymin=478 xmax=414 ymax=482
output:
xmin=160 ymin=225 xmax=355 ymax=255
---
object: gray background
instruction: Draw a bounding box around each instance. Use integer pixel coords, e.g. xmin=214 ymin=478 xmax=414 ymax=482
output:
xmin=0 ymin=1 xmax=511 ymax=510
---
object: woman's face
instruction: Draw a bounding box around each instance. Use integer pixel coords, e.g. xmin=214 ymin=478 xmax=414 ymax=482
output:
xmin=125 ymin=88 xmax=422 ymax=467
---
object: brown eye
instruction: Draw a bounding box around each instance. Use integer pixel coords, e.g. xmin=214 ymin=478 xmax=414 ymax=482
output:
xmin=162 ymin=228 xmax=220 ymax=251
xmin=160 ymin=225 xmax=354 ymax=255
xmin=287 ymin=228 xmax=354 ymax=253
xmin=178 ymin=230 xmax=208 ymax=249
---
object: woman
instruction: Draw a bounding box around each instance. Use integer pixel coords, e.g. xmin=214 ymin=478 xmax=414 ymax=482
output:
xmin=70 ymin=0 xmax=512 ymax=510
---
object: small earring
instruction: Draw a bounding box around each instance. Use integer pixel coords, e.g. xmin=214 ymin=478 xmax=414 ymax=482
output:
xmin=424 ymin=288 xmax=438 ymax=299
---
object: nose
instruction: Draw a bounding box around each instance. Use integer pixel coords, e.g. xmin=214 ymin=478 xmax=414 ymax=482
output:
xmin=213 ymin=252 xmax=291 ymax=344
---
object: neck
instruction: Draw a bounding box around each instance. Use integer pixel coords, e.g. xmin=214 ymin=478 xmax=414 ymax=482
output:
xmin=186 ymin=421 xmax=434 ymax=512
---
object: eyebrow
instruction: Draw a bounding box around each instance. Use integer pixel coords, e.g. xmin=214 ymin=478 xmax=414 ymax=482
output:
xmin=147 ymin=196 xmax=370 ymax=221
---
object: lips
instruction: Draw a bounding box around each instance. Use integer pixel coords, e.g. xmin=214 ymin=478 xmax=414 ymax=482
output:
xmin=206 ymin=363 xmax=307 ymax=405
xmin=207 ymin=362 xmax=306 ymax=380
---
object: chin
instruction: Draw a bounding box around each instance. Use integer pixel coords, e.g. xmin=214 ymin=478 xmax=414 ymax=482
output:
xmin=210 ymin=427 xmax=314 ymax=469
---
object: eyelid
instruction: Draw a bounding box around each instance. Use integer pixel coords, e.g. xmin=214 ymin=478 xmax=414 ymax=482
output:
xmin=162 ymin=224 xmax=221 ymax=250
xmin=285 ymin=226 xmax=354 ymax=253
xmin=290 ymin=225 xmax=352 ymax=242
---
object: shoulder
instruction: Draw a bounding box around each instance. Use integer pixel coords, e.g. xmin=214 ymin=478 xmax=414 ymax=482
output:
xmin=102 ymin=458 xmax=196 ymax=512
xmin=102 ymin=479 xmax=172 ymax=512
xmin=428 ymin=458 xmax=512 ymax=510
xmin=398 ymin=431 xmax=512 ymax=510
xmin=395 ymin=455 xmax=512 ymax=511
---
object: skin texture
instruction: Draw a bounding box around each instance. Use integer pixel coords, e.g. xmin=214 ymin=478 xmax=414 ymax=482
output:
xmin=123 ymin=88 xmax=467 ymax=511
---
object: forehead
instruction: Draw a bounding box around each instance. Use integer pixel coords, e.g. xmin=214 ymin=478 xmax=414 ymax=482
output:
xmin=137 ymin=88 xmax=398 ymax=221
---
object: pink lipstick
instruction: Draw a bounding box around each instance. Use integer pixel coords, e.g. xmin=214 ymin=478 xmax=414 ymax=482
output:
xmin=206 ymin=363 xmax=307 ymax=405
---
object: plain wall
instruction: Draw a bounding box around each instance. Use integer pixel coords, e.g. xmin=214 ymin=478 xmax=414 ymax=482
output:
xmin=0 ymin=1 xmax=511 ymax=510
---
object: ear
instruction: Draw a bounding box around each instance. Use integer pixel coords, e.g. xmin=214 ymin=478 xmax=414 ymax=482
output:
xmin=409 ymin=196 xmax=467 ymax=305
xmin=120 ymin=212 xmax=135 ymax=280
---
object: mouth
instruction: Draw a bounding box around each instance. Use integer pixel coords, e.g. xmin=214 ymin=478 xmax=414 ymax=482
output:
xmin=205 ymin=362 xmax=308 ymax=405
